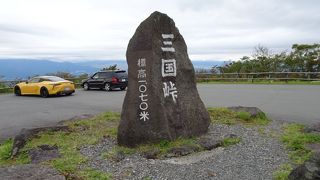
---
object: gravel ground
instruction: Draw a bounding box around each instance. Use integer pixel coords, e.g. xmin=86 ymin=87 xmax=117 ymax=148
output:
xmin=80 ymin=121 xmax=289 ymax=180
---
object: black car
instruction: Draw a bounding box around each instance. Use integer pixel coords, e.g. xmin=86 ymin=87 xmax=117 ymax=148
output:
xmin=81 ymin=70 xmax=128 ymax=91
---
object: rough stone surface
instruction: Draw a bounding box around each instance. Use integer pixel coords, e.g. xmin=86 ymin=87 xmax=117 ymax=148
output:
xmin=58 ymin=114 xmax=94 ymax=125
xmin=198 ymin=138 xmax=222 ymax=150
xmin=118 ymin=11 xmax=210 ymax=147
xmin=29 ymin=145 xmax=61 ymax=164
xmin=165 ymin=145 xmax=199 ymax=158
xmin=228 ymin=106 xmax=264 ymax=118
xmin=0 ymin=164 xmax=65 ymax=180
xmin=142 ymin=148 xmax=160 ymax=159
xmin=304 ymin=123 xmax=320 ymax=133
xmin=11 ymin=126 xmax=69 ymax=157
xmin=289 ymin=152 xmax=320 ymax=180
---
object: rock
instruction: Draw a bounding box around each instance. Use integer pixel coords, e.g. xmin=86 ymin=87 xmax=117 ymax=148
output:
xmin=111 ymin=151 xmax=125 ymax=162
xmin=198 ymin=138 xmax=222 ymax=150
xmin=165 ymin=145 xmax=199 ymax=158
xmin=288 ymin=152 xmax=320 ymax=180
xmin=224 ymin=134 xmax=238 ymax=139
xmin=29 ymin=145 xmax=61 ymax=164
xmin=307 ymin=143 xmax=320 ymax=153
xmin=58 ymin=114 xmax=94 ymax=125
xmin=304 ymin=123 xmax=320 ymax=133
xmin=0 ymin=164 xmax=65 ymax=180
xmin=118 ymin=11 xmax=210 ymax=147
xmin=142 ymin=148 xmax=160 ymax=159
xmin=11 ymin=126 xmax=69 ymax=157
xmin=228 ymin=106 xmax=265 ymax=118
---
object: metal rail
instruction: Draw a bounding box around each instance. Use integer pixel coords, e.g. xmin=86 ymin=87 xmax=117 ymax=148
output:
xmin=1 ymin=72 xmax=320 ymax=91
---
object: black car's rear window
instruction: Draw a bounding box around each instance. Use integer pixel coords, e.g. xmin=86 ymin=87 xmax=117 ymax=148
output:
xmin=115 ymin=72 xmax=127 ymax=77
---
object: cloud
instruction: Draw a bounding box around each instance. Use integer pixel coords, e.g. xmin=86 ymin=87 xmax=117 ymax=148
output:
xmin=0 ymin=0 xmax=319 ymax=61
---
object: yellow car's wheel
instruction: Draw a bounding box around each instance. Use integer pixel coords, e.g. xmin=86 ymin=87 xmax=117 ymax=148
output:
xmin=14 ymin=86 xmax=21 ymax=96
xmin=40 ymin=87 xmax=49 ymax=98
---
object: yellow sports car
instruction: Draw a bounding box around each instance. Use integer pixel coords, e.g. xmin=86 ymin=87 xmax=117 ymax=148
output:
xmin=14 ymin=76 xmax=75 ymax=98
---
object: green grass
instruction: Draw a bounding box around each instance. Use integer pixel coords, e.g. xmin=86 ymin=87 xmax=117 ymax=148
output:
xmin=0 ymin=139 xmax=30 ymax=166
xmin=0 ymin=139 xmax=13 ymax=165
xmin=237 ymin=111 xmax=251 ymax=121
xmin=222 ymin=137 xmax=241 ymax=147
xmin=281 ymin=124 xmax=320 ymax=165
xmin=78 ymin=168 xmax=112 ymax=180
xmin=208 ymin=107 xmax=270 ymax=126
xmin=273 ymin=164 xmax=293 ymax=180
xmin=0 ymin=112 xmax=120 ymax=178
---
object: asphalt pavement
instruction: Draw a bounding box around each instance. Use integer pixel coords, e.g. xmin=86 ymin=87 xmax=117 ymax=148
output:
xmin=0 ymin=84 xmax=319 ymax=142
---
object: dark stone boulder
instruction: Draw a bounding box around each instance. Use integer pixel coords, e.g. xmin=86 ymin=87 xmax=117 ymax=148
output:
xmin=11 ymin=126 xmax=69 ymax=157
xmin=0 ymin=164 xmax=65 ymax=180
xmin=288 ymin=152 xmax=320 ymax=180
xmin=228 ymin=106 xmax=265 ymax=118
xmin=118 ymin=11 xmax=210 ymax=147
xmin=29 ymin=145 xmax=61 ymax=164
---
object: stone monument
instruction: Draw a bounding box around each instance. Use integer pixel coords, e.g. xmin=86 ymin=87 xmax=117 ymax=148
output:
xmin=118 ymin=11 xmax=210 ymax=147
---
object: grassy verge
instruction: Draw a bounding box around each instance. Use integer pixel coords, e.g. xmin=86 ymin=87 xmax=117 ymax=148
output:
xmin=273 ymin=123 xmax=320 ymax=180
xmin=0 ymin=112 xmax=119 ymax=178
xmin=198 ymin=80 xmax=320 ymax=85
xmin=208 ymin=107 xmax=270 ymax=126
xmin=273 ymin=164 xmax=293 ymax=180
xmin=222 ymin=137 xmax=241 ymax=147
xmin=0 ymin=88 xmax=13 ymax=94
xmin=281 ymin=124 xmax=320 ymax=164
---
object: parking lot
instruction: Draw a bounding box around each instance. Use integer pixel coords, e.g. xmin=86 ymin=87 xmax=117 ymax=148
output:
xmin=1 ymin=84 xmax=320 ymax=142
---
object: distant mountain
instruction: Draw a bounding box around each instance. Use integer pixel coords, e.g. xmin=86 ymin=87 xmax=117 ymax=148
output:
xmin=0 ymin=59 xmax=223 ymax=80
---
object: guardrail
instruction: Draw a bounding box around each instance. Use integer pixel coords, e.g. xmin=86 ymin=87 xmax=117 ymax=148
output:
xmin=196 ymin=72 xmax=320 ymax=82
xmin=1 ymin=72 xmax=320 ymax=92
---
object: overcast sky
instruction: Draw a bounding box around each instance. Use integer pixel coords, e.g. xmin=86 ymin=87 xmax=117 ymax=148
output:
xmin=0 ymin=0 xmax=319 ymax=61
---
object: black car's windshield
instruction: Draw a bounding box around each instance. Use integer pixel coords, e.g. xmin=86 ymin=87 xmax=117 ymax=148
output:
xmin=46 ymin=76 xmax=66 ymax=82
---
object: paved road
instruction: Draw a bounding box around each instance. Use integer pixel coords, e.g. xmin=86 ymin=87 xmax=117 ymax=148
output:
xmin=1 ymin=84 xmax=320 ymax=141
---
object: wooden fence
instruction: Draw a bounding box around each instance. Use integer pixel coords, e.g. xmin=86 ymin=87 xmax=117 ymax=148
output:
xmin=196 ymin=72 xmax=320 ymax=83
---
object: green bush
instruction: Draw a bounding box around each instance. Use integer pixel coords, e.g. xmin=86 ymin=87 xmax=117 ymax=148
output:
xmin=236 ymin=111 xmax=251 ymax=121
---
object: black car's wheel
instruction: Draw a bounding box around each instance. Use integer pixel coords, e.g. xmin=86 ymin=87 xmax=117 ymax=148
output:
xmin=83 ymin=83 xmax=90 ymax=91
xmin=120 ymin=86 xmax=126 ymax=91
xmin=40 ymin=88 xmax=49 ymax=98
xmin=104 ymin=83 xmax=111 ymax=91
xmin=14 ymin=86 xmax=21 ymax=96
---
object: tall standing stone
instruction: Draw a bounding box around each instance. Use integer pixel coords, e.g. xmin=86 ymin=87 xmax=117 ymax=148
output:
xmin=118 ymin=11 xmax=210 ymax=147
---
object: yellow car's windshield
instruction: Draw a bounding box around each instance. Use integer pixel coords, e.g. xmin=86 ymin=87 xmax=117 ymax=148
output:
xmin=45 ymin=76 xmax=66 ymax=82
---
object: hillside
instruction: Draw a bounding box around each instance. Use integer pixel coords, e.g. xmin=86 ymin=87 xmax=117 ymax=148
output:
xmin=0 ymin=59 xmax=222 ymax=80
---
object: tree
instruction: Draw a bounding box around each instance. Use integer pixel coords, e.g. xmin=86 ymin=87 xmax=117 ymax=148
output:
xmin=46 ymin=71 xmax=75 ymax=79
xmin=78 ymin=73 xmax=89 ymax=79
xmin=101 ymin=64 xmax=118 ymax=71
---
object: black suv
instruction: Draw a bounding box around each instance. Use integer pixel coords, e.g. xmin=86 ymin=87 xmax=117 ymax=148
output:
xmin=81 ymin=70 xmax=128 ymax=91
